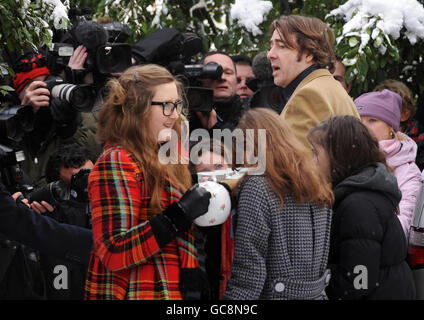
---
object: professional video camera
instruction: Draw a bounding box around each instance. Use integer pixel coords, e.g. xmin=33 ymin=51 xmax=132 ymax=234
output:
xmin=47 ymin=5 xmax=132 ymax=85
xmin=132 ymin=28 xmax=223 ymax=113
xmin=27 ymin=168 xmax=90 ymax=205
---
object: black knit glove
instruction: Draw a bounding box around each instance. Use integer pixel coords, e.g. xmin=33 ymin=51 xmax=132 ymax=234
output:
xmin=150 ymin=184 xmax=211 ymax=248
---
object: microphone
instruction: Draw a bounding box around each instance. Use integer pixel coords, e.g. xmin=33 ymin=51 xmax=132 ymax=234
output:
xmin=249 ymin=51 xmax=274 ymax=90
xmin=249 ymin=51 xmax=284 ymax=113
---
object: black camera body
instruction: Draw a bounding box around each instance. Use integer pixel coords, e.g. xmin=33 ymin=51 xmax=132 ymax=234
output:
xmin=46 ymin=43 xmax=75 ymax=76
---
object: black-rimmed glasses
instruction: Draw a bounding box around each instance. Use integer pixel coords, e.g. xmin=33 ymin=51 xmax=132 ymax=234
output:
xmin=151 ymin=100 xmax=183 ymax=116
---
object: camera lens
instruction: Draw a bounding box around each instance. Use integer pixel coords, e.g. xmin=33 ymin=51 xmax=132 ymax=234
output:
xmin=51 ymin=83 xmax=95 ymax=112
xmin=27 ymin=180 xmax=70 ymax=205
xmin=202 ymin=62 xmax=223 ymax=79
xmin=70 ymin=85 xmax=95 ymax=112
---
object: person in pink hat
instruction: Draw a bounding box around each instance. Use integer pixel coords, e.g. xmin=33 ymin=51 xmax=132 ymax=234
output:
xmin=355 ymin=89 xmax=422 ymax=240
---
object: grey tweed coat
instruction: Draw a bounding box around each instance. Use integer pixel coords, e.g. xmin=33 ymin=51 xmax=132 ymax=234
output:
xmin=223 ymin=175 xmax=332 ymax=300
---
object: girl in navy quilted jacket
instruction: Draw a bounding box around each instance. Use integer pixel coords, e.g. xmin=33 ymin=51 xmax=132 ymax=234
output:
xmin=308 ymin=115 xmax=415 ymax=300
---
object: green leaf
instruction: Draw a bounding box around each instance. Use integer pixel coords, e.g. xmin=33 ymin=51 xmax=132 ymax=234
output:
xmin=349 ymin=37 xmax=358 ymax=47
xmin=0 ymin=85 xmax=14 ymax=92
xmin=365 ymin=46 xmax=373 ymax=57
xmin=346 ymin=66 xmax=356 ymax=84
xmin=7 ymin=38 xmax=14 ymax=52
xmin=369 ymin=59 xmax=378 ymax=72
xmin=389 ymin=47 xmax=400 ymax=62
xmin=357 ymin=54 xmax=369 ymax=78
xmin=346 ymin=47 xmax=359 ymax=59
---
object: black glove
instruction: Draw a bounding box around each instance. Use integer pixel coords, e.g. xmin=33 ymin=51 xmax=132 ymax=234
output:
xmin=150 ymin=184 xmax=211 ymax=248
xmin=64 ymin=65 xmax=87 ymax=84
xmin=175 ymin=183 xmax=211 ymax=221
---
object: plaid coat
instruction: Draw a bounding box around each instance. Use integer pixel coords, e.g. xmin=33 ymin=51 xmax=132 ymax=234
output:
xmin=84 ymin=144 xmax=198 ymax=300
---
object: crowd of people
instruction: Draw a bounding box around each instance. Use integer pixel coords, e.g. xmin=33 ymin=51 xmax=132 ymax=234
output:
xmin=0 ymin=12 xmax=423 ymax=300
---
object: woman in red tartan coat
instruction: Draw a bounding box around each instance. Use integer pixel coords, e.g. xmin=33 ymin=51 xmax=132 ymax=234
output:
xmin=84 ymin=64 xmax=211 ymax=300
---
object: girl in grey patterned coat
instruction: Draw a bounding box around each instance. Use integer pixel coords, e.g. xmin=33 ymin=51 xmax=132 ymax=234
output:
xmin=223 ymin=108 xmax=334 ymax=300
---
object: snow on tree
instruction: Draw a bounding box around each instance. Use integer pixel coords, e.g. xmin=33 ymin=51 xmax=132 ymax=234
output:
xmin=0 ymin=0 xmax=70 ymax=95
xmin=230 ymin=0 xmax=273 ymax=36
xmin=327 ymin=0 xmax=424 ymax=96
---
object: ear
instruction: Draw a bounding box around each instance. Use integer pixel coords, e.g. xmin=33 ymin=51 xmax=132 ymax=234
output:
xmin=400 ymin=109 xmax=411 ymax=122
xmin=346 ymin=81 xmax=352 ymax=94
xmin=304 ymin=52 xmax=314 ymax=64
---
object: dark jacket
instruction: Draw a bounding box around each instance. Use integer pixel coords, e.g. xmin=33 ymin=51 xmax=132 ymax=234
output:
xmin=189 ymin=95 xmax=247 ymax=134
xmin=39 ymin=200 xmax=91 ymax=300
xmin=326 ymin=163 xmax=416 ymax=300
xmin=0 ymin=179 xmax=93 ymax=265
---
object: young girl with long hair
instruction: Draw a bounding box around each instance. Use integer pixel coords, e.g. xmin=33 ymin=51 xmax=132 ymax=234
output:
xmin=85 ymin=64 xmax=211 ymax=300
xmin=223 ymin=108 xmax=334 ymax=300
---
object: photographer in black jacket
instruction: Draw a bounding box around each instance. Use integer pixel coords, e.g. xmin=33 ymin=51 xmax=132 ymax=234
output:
xmin=189 ymin=52 xmax=247 ymax=133
xmin=11 ymin=50 xmax=97 ymax=191
xmin=32 ymin=143 xmax=95 ymax=299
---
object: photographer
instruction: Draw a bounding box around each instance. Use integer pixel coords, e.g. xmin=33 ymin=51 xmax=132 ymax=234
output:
xmin=30 ymin=143 xmax=94 ymax=299
xmin=11 ymin=50 xmax=97 ymax=191
xmin=189 ymin=52 xmax=248 ymax=133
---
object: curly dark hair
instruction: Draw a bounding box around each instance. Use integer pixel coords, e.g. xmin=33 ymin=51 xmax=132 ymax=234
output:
xmin=45 ymin=143 xmax=96 ymax=183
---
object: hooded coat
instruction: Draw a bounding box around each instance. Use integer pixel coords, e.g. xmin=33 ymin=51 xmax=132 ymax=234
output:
xmin=379 ymin=133 xmax=422 ymax=238
xmin=326 ymin=163 xmax=416 ymax=300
